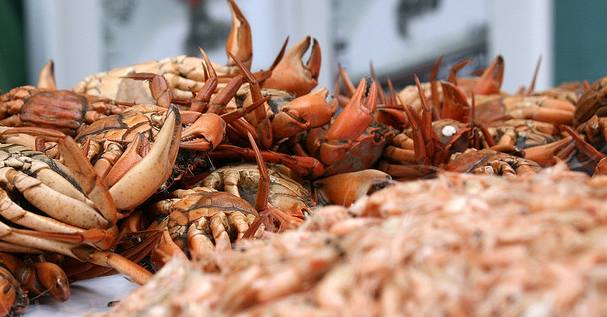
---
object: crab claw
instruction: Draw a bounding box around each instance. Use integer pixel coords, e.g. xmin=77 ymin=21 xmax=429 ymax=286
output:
xmin=0 ymin=267 xmax=23 ymax=316
xmin=595 ymin=157 xmax=607 ymax=175
xmin=272 ymin=88 xmax=335 ymax=139
xmin=313 ymin=169 xmax=393 ymax=207
xmin=181 ymin=113 xmax=226 ymax=151
xmin=125 ymin=72 xmax=172 ymax=108
xmin=109 ymin=105 xmax=182 ymax=210
xmin=472 ymin=55 xmax=504 ymax=95
xmin=33 ymin=262 xmax=70 ymax=301
xmin=37 ymin=60 xmax=57 ymax=90
xmin=226 ymin=0 xmax=252 ymax=70
xmin=320 ymin=78 xmax=376 ymax=166
xmin=575 ymin=77 xmax=607 ymax=125
xmin=440 ymin=81 xmax=470 ymax=122
xmin=263 ymin=36 xmax=321 ymax=96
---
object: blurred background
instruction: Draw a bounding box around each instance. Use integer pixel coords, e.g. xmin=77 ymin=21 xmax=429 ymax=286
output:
xmin=0 ymin=0 xmax=605 ymax=94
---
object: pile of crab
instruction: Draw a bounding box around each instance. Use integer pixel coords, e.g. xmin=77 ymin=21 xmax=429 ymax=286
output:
xmin=0 ymin=0 xmax=607 ymax=315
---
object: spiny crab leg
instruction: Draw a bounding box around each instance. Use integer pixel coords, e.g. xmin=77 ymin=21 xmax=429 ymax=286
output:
xmin=447 ymin=59 xmax=471 ymax=86
xmin=414 ymin=75 xmax=436 ymax=158
xmin=525 ymin=56 xmax=543 ymax=96
xmin=561 ymin=125 xmax=607 ymax=163
xmin=338 ymin=64 xmax=357 ymax=98
xmin=229 ymin=52 xmax=273 ymax=148
xmin=206 ymin=75 xmax=245 ymax=114
xmin=210 ymin=144 xmax=325 ymax=177
xmin=243 ymin=133 xmax=303 ymax=239
xmin=190 ymin=49 xmax=218 ymax=113
xmin=430 ymin=56 xmax=443 ymax=112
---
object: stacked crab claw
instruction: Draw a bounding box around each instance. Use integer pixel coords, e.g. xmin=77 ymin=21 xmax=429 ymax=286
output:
xmin=0 ymin=0 xmax=607 ymax=316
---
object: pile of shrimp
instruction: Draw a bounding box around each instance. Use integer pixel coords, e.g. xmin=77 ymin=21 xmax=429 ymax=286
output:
xmin=95 ymin=165 xmax=607 ymax=317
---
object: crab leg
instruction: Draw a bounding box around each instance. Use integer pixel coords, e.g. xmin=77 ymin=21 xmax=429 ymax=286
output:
xmin=187 ymin=219 xmax=216 ymax=260
xmin=229 ymin=52 xmax=273 ymax=148
xmin=0 ymin=168 xmax=109 ymax=229
xmin=190 ymin=49 xmax=219 ymax=113
xmin=509 ymin=101 xmax=574 ymax=125
xmin=151 ymin=228 xmax=188 ymax=268
xmin=0 ymin=188 xmax=94 ymax=235
xmin=562 ymin=125 xmax=607 ymax=166
xmin=207 ymin=75 xmax=245 ymax=114
xmin=447 ymin=59 xmax=471 ymax=86
xmin=525 ymin=56 xmax=542 ymax=96
xmin=0 ymin=242 xmax=41 ymax=254
xmin=66 ymin=229 xmax=159 ymax=280
xmin=429 ymin=56 xmax=443 ymax=114
xmin=1 ymin=128 xmax=119 ymax=226
xmin=338 ymin=64 xmax=357 ymax=98
xmin=87 ymin=251 xmax=151 ymax=285
xmin=522 ymin=136 xmax=574 ymax=166
xmin=0 ymin=223 xmax=87 ymax=257
xmin=0 ymin=222 xmax=152 ymax=285
xmin=210 ymin=144 xmax=324 ymax=177
xmin=244 ymin=133 xmax=302 ymax=238
xmin=416 ymin=76 xmax=442 ymax=159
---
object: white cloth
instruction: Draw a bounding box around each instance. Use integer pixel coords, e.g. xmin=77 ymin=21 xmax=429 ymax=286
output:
xmin=24 ymin=275 xmax=137 ymax=317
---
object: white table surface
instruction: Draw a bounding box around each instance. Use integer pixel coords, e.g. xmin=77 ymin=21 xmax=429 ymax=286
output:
xmin=24 ymin=275 xmax=137 ymax=317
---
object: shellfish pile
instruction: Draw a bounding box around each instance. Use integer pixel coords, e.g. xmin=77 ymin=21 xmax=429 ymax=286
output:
xmin=0 ymin=0 xmax=607 ymax=315
xmin=96 ymin=167 xmax=607 ymax=316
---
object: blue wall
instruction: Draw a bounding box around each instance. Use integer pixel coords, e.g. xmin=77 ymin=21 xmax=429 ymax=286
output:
xmin=0 ymin=0 xmax=26 ymax=92
xmin=555 ymin=0 xmax=607 ymax=84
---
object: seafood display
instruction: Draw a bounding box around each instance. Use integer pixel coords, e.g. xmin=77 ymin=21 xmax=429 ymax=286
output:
xmin=2 ymin=0 xmax=607 ymax=316
xmin=95 ymin=167 xmax=607 ymax=316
